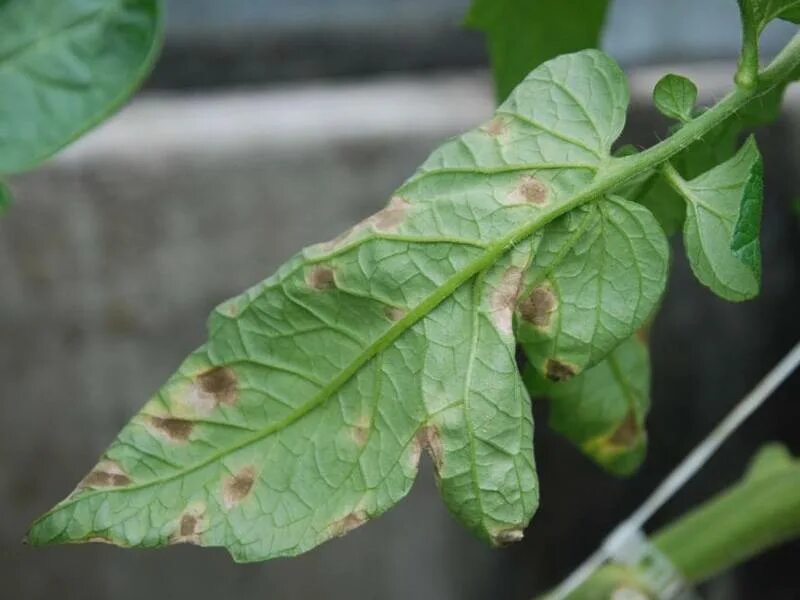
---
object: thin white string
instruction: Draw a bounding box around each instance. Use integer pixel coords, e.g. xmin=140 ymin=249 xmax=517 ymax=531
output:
xmin=549 ymin=340 xmax=800 ymax=599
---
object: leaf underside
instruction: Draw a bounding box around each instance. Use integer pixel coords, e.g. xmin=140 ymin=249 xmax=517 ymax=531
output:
xmin=669 ymin=137 xmax=764 ymax=301
xmin=28 ymin=50 xmax=671 ymax=562
xmin=0 ymin=0 xmax=162 ymax=174
xmin=527 ymin=335 xmax=651 ymax=476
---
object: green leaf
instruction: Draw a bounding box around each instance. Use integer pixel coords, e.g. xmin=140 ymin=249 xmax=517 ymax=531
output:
xmin=29 ymin=49 xmax=640 ymax=561
xmin=666 ymin=137 xmax=764 ymax=301
xmin=653 ymin=74 xmax=698 ymax=123
xmin=466 ymin=0 xmax=611 ymax=102
xmin=0 ymin=180 xmax=10 ymax=216
xmin=526 ymin=335 xmax=651 ymax=476
xmin=515 ymin=196 xmax=668 ymax=381
xmin=0 ymin=0 xmax=163 ymax=174
xmin=738 ymin=0 xmax=800 ymax=35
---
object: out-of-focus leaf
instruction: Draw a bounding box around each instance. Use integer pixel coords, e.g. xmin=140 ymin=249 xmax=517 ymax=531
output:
xmin=516 ymin=196 xmax=668 ymax=381
xmin=29 ymin=50 xmax=641 ymax=561
xmin=526 ymin=335 xmax=651 ymax=476
xmin=0 ymin=0 xmax=163 ymax=174
xmin=666 ymin=137 xmax=763 ymax=301
xmin=653 ymin=74 xmax=698 ymax=123
xmin=466 ymin=0 xmax=612 ymax=102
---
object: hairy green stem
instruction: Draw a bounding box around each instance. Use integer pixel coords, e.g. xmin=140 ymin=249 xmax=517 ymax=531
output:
xmin=653 ymin=448 xmax=800 ymax=583
xmin=735 ymin=0 xmax=760 ymax=89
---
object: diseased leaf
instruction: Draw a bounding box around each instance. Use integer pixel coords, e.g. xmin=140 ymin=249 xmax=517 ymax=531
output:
xmin=28 ymin=50 xmax=645 ymax=561
xmin=525 ymin=335 xmax=651 ymax=476
xmin=666 ymin=137 xmax=763 ymax=301
xmin=0 ymin=0 xmax=163 ymax=174
xmin=0 ymin=180 xmax=10 ymax=216
xmin=516 ymin=196 xmax=668 ymax=381
xmin=653 ymin=74 xmax=698 ymax=123
xmin=466 ymin=0 xmax=611 ymax=102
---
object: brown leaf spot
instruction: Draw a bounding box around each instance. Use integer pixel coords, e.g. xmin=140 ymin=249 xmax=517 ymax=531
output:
xmin=330 ymin=511 xmax=367 ymax=538
xmin=148 ymin=416 xmax=194 ymax=442
xmin=170 ymin=504 xmax=207 ymax=545
xmin=609 ymin=411 xmax=640 ymax=448
xmin=491 ymin=528 xmax=524 ymax=547
xmin=490 ymin=267 xmax=524 ymax=336
xmin=372 ymin=196 xmax=410 ymax=231
xmin=197 ymin=367 xmax=238 ymax=406
xmin=483 ymin=117 xmax=509 ymax=138
xmin=545 ymin=359 xmax=577 ymax=382
xmin=508 ymin=176 xmax=550 ymax=205
xmin=416 ymin=425 xmax=444 ymax=475
xmin=518 ymin=285 xmax=557 ymax=328
xmin=636 ymin=327 xmax=649 ymax=344
xmin=306 ymin=265 xmax=336 ymax=290
xmin=222 ymin=466 xmax=256 ymax=509
xmin=384 ymin=305 xmax=407 ymax=322
xmin=80 ymin=461 xmax=131 ymax=489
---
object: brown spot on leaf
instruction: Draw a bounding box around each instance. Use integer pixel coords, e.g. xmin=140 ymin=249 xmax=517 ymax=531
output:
xmin=508 ymin=176 xmax=550 ymax=205
xmin=518 ymin=285 xmax=557 ymax=328
xmin=492 ymin=528 xmax=524 ymax=547
xmin=80 ymin=461 xmax=131 ymax=489
xmin=330 ymin=511 xmax=367 ymax=538
xmin=372 ymin=196 xmax=410 ymax=231
xmin=384 ymin=305 xmax=407 ymax=322
xmin=148 ymin=416 xmax=194 ymax=442
xmin=222 ymin=466 xmax=256 ymax=509
xmin=180 ymin=514 xmax=197 ymax=537
xmin=490 ymin=267 xmax=524 ymax=335
xmin=483 ymin=117 xmax=509 ymax=138
xmin=609 ymin=411 xmax=640 ymax=448
xmin=306 ymin=265 xmax=336 ymax=290
xmin=416 ymin=425 xmax=444 ymax=475
xmin=636 ymin=327 xmax=649 ymax=344
xmin=197 ymin=367 xmax=238 ymax=406
xmin=545 ymin=359 xmax=577 ymax=382
xmin=170 ymin=504 xmax=207 ymax=545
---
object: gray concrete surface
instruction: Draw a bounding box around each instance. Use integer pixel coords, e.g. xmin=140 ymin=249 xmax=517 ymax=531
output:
xmin=1 ymin=67 xmax=799 ymax=599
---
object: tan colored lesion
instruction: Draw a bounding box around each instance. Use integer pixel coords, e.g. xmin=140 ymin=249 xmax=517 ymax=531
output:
xmin=506 ymin=175 xmax=550 ymax=205
xmin=384 ymin=305 xmax=407 ymax=322
xmin=545 ymin=358 xmax=578 ymax=382
xmin=490 ymin=528 xmax=524 ymax=547
xmin=329 ymin=511 xmax=368 ymax=538
xmin=222 ymin=466 xmax=257 ymax=510
xmin=146 ymin=415 xmax=194 ymax=442
xmin=518 ymin=284 xmax=557 ymax=328
xmin=489 ymin=266 xmax=524 ymax=336
xmin=482 ymin=116 xmax=510 ymax=138
xmin=79 ymin=460 xmax=132 ymax=490
xmin=170 ymin=503 xmax=208 ymax=545
xmin=349 ymin=414 xmax=372 ymax=447
xmin=315 ymin=196 xmax=411 ymax=252
xmin=306 ymin=265 xmax=336 ymax=290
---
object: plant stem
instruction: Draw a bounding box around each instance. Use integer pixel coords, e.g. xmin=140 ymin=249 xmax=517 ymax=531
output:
xmin=653 ymin=445 xmax=800 ymax=584
xmin=735 ymin=1 xmax=760 ymax=89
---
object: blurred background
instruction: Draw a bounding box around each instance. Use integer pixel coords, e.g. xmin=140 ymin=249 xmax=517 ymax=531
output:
xmin=1 ymin=0 xmax=799 ymax=598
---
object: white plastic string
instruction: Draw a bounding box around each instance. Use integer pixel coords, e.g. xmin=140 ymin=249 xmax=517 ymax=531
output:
xmin=549 ymin=340 xmax=800 ymax=599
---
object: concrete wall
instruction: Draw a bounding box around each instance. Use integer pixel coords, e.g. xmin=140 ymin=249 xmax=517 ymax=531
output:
xmin=1 ymin=67 xmax=799 ymax=599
